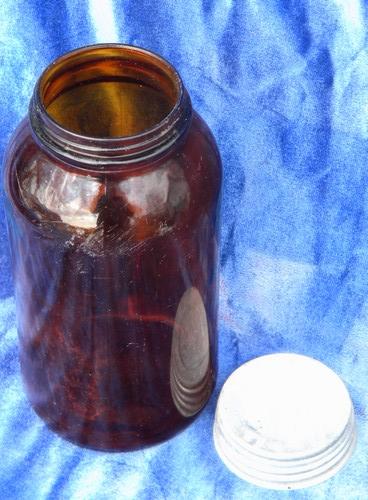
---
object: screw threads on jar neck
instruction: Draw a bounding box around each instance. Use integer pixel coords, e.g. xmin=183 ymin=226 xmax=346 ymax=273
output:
xmin=29 ymin=44 xmax=192 ymax=168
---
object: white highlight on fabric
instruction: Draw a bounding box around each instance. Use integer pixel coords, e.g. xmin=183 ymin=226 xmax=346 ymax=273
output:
xmin=244 ymin=250 xmax=315 ymax=327
xmin=89 ymin=0 xmax=119 ymax=43
xmin=335 ymin=0 xmax=363 ymax=29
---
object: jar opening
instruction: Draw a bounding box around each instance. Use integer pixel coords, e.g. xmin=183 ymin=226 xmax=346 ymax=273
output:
xmin=41 ymin=46 xmax=179 ymax=138
xmin=30 ymin=45 xmax=192 ymax=166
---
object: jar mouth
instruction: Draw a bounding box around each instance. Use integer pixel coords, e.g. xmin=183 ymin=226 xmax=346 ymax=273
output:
xmin=30 ymin=44 xmax=192 ymax=167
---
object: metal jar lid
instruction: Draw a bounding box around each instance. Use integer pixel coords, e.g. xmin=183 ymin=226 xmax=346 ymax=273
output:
xmin=213 ymin=353 xmax=356 ymax=490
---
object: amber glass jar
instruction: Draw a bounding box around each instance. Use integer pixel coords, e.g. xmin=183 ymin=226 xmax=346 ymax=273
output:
xmin=3 ymin=44 xmax=222 ymax=451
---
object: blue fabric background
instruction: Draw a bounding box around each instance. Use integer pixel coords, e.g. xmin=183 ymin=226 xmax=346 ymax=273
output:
xmin=1 ymin=0 xmax=367 ymax=498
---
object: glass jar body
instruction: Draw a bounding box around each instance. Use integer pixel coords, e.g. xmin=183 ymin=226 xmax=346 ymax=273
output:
xmin=4 ymin=109 xmax=221 ymax=450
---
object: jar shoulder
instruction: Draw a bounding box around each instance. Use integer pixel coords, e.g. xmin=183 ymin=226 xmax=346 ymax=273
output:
xmin=4 ymin=114 xmax=221 ymax=244
xmin=186 ymin=111 xmax=222 ymax=179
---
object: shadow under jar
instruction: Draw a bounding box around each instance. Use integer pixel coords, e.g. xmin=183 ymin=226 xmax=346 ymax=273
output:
xmin=3 ymin=44 xmax=222 ymax=451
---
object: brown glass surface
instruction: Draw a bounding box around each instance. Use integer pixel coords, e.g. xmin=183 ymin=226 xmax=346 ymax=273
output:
xmin=4 ymin=45 xmax=221 ymax=451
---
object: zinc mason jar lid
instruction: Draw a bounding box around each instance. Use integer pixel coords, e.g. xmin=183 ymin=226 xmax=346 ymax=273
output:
xmin=213 ymin=353 xmax=357 ymax=490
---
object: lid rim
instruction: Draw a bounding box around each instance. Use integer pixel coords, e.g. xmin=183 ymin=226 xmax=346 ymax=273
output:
xmin=214 ymin=422 xmax=357 ymax=490
xmin=214 ymin=408 xmax=355 ymax=462
xmin=214 ymin=417 xmax=355 ymax=474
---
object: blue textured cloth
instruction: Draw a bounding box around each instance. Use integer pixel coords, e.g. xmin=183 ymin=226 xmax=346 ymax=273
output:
xmin=1 ymin=1 xmax=368 ymax=498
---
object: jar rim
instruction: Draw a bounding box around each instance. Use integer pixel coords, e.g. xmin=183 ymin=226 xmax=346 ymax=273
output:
xmin=29 ymin=43 xmax=192 ymax=167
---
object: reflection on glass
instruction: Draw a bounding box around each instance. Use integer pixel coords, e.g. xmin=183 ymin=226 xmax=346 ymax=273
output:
xmin=20 ymin=157 xmax=103 ymax=229
xmin=170 ymin=287 xmax=212 ymax=417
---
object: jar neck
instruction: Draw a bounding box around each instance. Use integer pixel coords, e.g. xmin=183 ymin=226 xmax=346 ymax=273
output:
xmin=29 ymin=44 xmax=192 ymax=168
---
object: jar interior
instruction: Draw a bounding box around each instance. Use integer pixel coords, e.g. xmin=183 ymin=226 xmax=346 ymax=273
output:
xmin=40 ymin=47 xmax=180 ymax=138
